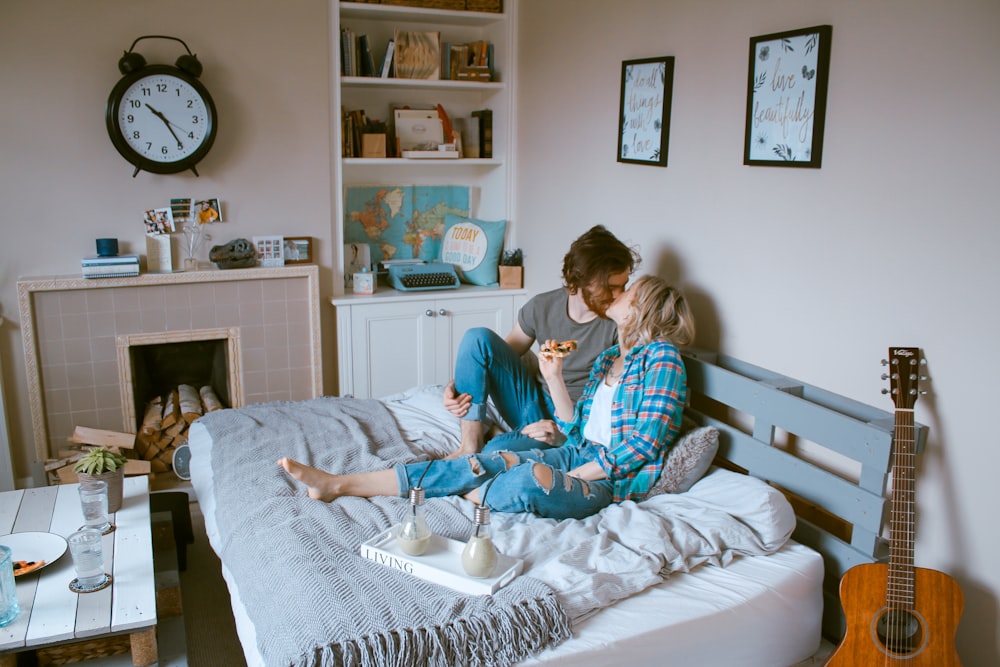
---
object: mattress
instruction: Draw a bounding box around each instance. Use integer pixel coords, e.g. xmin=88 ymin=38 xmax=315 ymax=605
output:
xmin=188 ymin=387 xmax=823 ymax=667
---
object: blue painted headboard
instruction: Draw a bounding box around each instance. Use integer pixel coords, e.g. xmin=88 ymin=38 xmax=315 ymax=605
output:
xmin=680 ymin=350 xmax=927 ymax=640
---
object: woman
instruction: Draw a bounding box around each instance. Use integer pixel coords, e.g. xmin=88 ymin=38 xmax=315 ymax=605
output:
xmin=279 ymin=275 xmax=695 ymax=520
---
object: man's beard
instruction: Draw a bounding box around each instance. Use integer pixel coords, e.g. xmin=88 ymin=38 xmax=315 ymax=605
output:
xmin=581 ymin=285 xmax=613 ymax=318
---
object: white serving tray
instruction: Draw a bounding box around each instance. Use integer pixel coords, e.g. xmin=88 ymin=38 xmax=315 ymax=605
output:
xmin=359 ymin=527 xmax=522 ymax=596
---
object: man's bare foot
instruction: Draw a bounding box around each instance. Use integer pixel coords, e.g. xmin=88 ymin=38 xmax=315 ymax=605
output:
xmin=277 ymin=457 xmax=341 ymax=502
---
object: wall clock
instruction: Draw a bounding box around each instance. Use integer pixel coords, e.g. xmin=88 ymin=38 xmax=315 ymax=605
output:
xmin=105 ymin=35 xmax=217 ymax=177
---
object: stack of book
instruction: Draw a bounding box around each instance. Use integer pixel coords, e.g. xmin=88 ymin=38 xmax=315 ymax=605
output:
xmin=81 ymin=253 xmax=139 ymax=279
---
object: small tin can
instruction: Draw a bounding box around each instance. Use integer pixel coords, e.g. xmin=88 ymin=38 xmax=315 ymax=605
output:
xmin=353 ymin=269 xmax=375 ymax=295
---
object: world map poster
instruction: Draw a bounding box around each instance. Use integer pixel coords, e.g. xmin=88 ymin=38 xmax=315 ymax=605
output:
xmin=344 ymin=185 xmax=470 ymax=266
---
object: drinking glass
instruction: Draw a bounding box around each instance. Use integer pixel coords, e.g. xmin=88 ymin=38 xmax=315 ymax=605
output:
xmin=0 ymin=545 xmax=19 ymax=626
xmin=79 ymin=480 xmax=112 ymax=534
xmin=67 ymin=528 xmax=111 ymax=593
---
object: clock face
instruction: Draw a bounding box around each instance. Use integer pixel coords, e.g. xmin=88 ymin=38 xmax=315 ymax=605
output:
xmin=106 ymin=64 xmax=216 ymax=174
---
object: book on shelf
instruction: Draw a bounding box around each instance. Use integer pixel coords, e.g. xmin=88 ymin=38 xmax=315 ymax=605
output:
xmin=471 ymin=109 xmax=493 ymax=158
xmin=393 ymin=29 xmax=441 ymax=80
xmin=81 ymin=253 xmax=140 ymax=278
xmin=358 ymin=34 xmax=376 ymax=77
xmin=379 ymin=40 xmax=395 ymax=78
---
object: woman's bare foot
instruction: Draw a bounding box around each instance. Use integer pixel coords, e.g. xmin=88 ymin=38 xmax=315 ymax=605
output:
xmin=277 ymin=457 xmax=342 ymax=502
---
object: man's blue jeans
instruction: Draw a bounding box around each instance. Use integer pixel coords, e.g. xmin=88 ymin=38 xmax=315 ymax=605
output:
xmin=454 ymin=328 xmax=556 ymax=453
xmin=395 ymin=442 xmax=614 ymax=520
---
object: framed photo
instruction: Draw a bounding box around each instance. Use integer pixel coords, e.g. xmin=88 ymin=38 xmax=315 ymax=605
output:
xmin=744 ymin=25 xmax=832 ymax=168
xmin=617 ymin=56 xmax=674 ymax=167
xmin=253 ymin=235 xmax=285 ymax=267
xmin=284 ymin=236 xmax=313 ymax=264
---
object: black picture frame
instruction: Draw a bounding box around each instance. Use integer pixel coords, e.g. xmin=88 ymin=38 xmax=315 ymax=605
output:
xmin=617 ymin=56 xmax=674 ymax=167
xmin=744 ymin=25 xmax=832 ymax=168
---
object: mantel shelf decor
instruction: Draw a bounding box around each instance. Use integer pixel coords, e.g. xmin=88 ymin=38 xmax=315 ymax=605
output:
xmin=743 ymin=25 xmax=833 ymax=168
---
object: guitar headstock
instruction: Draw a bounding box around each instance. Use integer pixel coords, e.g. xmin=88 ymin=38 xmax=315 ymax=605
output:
xmin=882 ymin=346 xmax=924 ymax=409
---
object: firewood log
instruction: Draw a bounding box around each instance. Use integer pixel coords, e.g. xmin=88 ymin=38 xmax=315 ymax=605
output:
xmin=140 ymin=397 xmax=163 ymax=436
xmin=179 ymin=384 xmax=203 ymax=423
xmin=161 ymin=389 xmax=181 ymax=428
xmin=200 ymin=385 xmax=224 ymax=412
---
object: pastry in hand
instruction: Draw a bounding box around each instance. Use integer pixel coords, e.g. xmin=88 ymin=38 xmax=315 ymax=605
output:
xmin=540 ymin=340 xmax=578 ymax=358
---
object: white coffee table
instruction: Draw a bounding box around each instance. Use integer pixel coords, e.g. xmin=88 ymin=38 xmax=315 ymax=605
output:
xmin=0 ymin=476 xmax=157 ymax=666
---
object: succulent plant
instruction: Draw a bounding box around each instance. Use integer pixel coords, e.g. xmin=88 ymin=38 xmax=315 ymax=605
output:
xmin=73 ymin=447 xmax=128 ymax=475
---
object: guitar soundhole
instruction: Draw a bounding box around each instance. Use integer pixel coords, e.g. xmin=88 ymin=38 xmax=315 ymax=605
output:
xmin=875 ymin=609 xmax=924 ymax=656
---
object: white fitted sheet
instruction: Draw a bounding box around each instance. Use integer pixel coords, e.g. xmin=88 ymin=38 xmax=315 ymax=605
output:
xmin=189 ymin=415 xmax=822 ymax=667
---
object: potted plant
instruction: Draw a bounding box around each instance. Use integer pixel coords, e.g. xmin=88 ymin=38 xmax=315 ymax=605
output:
xmin=73 ymin=447 xmax=127 ymax=512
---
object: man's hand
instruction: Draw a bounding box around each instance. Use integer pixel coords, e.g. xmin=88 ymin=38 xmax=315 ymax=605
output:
xmin=519 ymin=419 xmax=566 ymax=446
xmin=443 ymin=379 xmax=472 ymax=418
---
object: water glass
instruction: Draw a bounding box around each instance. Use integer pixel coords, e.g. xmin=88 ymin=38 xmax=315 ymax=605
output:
xmin=0 ymin=545 xmax=18 ymax=627
xmin=67 ymin=528 xmax=110 ymax=593
xmin=79 ymin=480 xmax=112 ymax=533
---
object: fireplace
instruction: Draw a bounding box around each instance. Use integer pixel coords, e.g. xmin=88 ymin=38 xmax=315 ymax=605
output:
xmin=17 ymin=266 xmax=322 ymax=461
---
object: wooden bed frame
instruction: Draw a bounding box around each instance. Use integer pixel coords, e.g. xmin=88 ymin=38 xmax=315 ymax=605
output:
xmin=681 ymin=350 xmax=927 ymax=641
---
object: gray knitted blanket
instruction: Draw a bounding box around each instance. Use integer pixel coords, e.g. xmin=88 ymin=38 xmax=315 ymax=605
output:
xmin=199 ymin=397 xmax=571 ymax=667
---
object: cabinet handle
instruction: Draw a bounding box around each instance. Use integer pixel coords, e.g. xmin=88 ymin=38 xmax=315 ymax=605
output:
xmin=425 ymin=309 xmax=434 ymax=317
xmin=438 ymin=308 xmax=448 ymax=316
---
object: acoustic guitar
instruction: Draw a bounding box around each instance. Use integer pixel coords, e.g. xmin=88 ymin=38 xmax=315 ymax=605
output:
xmin=827 ymin=347 xmax=963 ymax=665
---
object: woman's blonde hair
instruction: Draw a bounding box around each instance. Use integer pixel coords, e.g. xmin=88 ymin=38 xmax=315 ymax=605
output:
xmin=618 ymin=275 xmax=695 ymax=350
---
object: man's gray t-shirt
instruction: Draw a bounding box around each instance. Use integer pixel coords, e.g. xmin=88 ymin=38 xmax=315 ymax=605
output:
xmin=518 ymin=288 xmax=617 ymax=402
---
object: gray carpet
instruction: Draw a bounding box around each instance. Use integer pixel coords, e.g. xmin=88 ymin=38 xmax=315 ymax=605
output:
xmin=180 ymin=502 xmax=247 ymax=667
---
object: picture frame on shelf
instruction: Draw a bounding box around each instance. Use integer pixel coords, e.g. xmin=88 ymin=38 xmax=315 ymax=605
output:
xmin=617 ymin=56 xmax=674 ymax=167
xmin=253 ymin=235 xmax=285 ymax=267
xmin=743 ymin=25 xmax=832 ymax=168
xmin=284 ymin=237 xmax=313 ymax=264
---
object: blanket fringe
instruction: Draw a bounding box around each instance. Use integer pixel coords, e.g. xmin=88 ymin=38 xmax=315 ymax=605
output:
xmin=305 ymin=593 xmax=572 ymax=667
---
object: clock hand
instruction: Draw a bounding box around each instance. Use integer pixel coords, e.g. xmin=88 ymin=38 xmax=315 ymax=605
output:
xmin=144 ymin=103 xmax=185 ymax=150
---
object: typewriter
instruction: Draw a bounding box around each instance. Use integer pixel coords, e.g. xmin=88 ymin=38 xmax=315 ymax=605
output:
xmin=387 ymin=262 xmax=460 ymax=291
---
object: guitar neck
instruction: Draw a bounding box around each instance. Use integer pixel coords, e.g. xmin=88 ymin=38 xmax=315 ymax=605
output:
xmin=885 ymin=346 xmax=921 ymax=611
xmin=887 ymin=404 xmax=916 ymax=609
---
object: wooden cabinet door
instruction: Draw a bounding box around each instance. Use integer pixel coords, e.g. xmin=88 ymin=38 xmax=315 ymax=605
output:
xmin=433 ymin=296 xmax=515 ymax=384
xmin=348 ymin=299 xmax=436 ymax=399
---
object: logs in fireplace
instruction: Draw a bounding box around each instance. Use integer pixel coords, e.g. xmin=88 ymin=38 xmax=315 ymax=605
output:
xmin=135 ymin=383 xmax=224 ymax=472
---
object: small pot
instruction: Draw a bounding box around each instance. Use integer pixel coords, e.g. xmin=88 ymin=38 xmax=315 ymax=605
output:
xmin=77 ymin=468 xmax=125 ymax=513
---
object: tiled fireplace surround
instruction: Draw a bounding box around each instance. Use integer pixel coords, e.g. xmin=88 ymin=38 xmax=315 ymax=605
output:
xmin=17 ymin=265 xmax=322 ymax=460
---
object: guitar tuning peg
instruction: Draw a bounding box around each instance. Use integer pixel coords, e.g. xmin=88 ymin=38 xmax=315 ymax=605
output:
xmin=881 ymin=389 xmax=889 ymax=395
xmin=880 ymin=359 xmax=888 ymax=366
xmin=880 ymin=373 xmax=889 ymax=380
xmin=919 ymin=375 xmax=929 ymax=381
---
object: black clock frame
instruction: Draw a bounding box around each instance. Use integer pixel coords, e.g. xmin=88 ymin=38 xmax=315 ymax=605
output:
xmin=105 ymin=63 xmax=218 ymax=177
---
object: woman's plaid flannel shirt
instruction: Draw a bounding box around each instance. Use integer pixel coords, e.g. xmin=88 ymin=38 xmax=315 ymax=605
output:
xmin=556 ymin=339 xmax=687 ymax=502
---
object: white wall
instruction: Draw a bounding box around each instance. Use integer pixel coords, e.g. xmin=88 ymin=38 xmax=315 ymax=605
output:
xmin=517 ymin=0 xmax=999 ymax=663
xmin=0 ymin=0 xmax=334 ymax=479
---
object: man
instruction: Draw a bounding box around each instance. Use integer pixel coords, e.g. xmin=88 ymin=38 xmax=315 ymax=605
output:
xmin=443 ymin=225 xmax=640 ymax=458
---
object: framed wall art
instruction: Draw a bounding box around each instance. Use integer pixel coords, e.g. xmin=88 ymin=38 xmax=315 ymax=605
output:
xmin=284 ymin=237 xmax=313 ymax=264
xmin=744 ymin=25 xmax=832 ymax=168
xmin=617 ymin=56 xmax=674 ymax=167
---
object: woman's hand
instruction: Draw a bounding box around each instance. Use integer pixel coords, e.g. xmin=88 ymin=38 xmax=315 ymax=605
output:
xmin=520 ymin=419 xmax=566 ymax=446
xmin=442 ymin=379 xmax=472 ymax=418
xmin=537 ymin=339 xmax=565 ymax=384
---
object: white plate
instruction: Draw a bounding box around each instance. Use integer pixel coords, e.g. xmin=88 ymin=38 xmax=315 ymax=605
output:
xmin=0 ymin=531 xmax=68 ymax=576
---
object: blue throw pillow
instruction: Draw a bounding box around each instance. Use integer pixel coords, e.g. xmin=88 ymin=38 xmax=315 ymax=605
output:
xmin=440 ymin=215 xmax=506 ymax=286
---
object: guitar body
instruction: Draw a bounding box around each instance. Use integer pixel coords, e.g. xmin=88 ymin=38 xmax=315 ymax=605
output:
xmin=829 ymin=561 xmax=964 ymax=665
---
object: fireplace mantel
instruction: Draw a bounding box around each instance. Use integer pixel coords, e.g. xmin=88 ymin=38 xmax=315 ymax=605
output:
xmin=17 ymin=265 xmax=322 ymax=460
